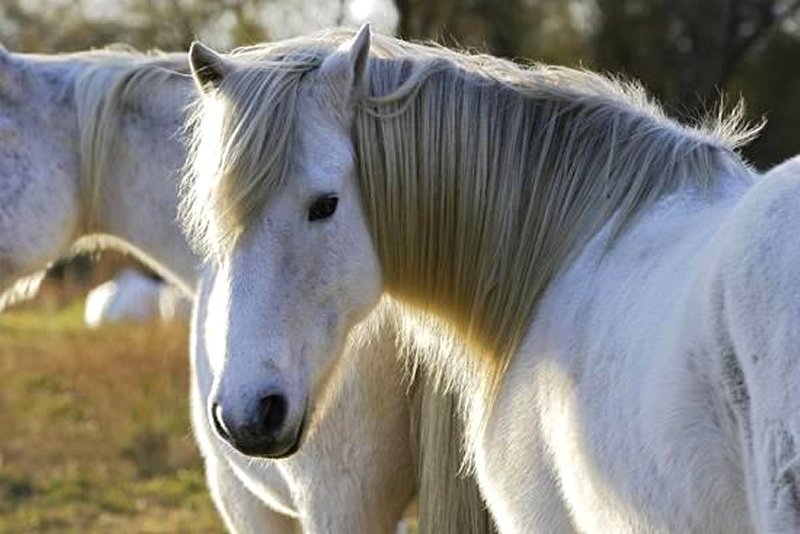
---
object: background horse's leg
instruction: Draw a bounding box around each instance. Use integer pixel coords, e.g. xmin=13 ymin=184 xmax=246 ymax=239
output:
xmin=205 ymin=455 xmax=300 ymax=534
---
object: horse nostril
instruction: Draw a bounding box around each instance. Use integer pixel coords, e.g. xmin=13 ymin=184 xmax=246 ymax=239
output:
xmin=258 ymin=394 xmax=288 ymax=435
xmin=210 ymin=402 xmax=231 ymax=441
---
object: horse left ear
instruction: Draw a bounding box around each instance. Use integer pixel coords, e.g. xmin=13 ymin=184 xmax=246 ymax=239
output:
xmin=318 ymin=23 xmax=372 ymax=106
xmin=189 ymin=41 xmax=229 ymax=93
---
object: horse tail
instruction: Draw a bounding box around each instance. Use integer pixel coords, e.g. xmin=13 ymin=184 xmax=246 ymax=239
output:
xmin=414 ymin=373 xmax=496 ymax=534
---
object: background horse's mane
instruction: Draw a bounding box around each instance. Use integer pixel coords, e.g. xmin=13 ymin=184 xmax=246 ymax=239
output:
xmin=183 ymin=28 xmax=760 ymax=401
xmin=69 ymin=48 xmax=190 ymax=232
xmin=0 ymin=49 xmax=189 ymax=311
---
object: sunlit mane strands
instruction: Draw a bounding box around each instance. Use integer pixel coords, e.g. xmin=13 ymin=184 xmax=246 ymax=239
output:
xmin=353 ymin=59 xmax=758 ymax=397
xmin=183 ymin=29 xmax=759 ymax=398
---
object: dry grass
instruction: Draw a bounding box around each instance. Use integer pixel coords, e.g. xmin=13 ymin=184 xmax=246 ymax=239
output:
xmin=0 ymin=300 xmax=224 ymax=533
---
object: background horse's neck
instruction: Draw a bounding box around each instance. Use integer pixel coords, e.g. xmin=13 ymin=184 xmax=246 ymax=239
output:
xmin=76 ymin=63 xmax=199 ymax=293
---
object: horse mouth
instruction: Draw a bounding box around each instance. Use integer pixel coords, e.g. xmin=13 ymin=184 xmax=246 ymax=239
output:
xmin=269 ymin=409 xmax=307 ymax=459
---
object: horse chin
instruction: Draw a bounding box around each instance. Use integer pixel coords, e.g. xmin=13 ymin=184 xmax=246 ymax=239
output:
xmin=276 ymin=409 xmax=308 ymax=458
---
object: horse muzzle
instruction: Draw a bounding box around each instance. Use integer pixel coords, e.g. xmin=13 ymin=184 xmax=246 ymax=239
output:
xmin=210 ymin=393 xmax=307 ymax=459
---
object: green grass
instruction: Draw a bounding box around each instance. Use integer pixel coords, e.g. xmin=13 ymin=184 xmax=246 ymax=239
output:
xmin=0 ymin=304 xmax=224 ymax=533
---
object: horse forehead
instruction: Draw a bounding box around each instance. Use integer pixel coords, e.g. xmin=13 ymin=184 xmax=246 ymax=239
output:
xmin=298 ymin=99 xmax=349 ymax=143
xmin=295 ymin=101 xmax=353 ymax=177
xmin=299 ymin=148 xmax=353 ymax=187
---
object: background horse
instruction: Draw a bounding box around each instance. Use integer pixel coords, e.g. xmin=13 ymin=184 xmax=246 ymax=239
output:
xmin=83 ymin=268 xmax=191 ymax=327
xmin=185 ymin=26 xmax=800 ymax=532
xmin=0 ymin=45 xmax=491 ymax=533
xmin=0 ymin=47 xmax=195 ymax=304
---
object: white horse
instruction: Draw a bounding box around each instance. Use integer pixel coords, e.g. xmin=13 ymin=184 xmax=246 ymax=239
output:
xmin=158 ymin=281 xmax=193 ymax=321
xmin=185 ymin=25 xmax=800 ymax=532
xmin=0 ymin=46 xmax=489 ymax=533
xmin=84 ymin=268 xmax=163 ymax=326
xmin=84 ymin=268 xmax=191 ymax=327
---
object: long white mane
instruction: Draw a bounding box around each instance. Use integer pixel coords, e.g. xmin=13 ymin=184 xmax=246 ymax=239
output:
xmin=182 ymin=29 xmax=760 ymax=398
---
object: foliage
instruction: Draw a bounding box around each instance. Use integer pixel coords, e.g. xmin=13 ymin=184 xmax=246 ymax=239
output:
xmin=0 ymin=0 xmax=270 ymax=51
xmin=394 ymin=0 xmax=800 ymax=169
xmin=590 ymin=0 xmax=800 ymax=167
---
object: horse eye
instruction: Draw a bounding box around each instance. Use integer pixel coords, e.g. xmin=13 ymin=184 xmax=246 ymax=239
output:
xmin=308 ymin=195 xmax=338 ymax=222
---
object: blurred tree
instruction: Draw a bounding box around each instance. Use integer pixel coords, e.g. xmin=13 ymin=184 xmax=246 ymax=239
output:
xmin=593 ymin=0 xmax=800 ymax=112
xmin=730 ymin=21 xmax=800 ymax=166
xmin=124 ymin=0 xmax=269 ymax=50
xmin=591 ymin=0 xmax=800 ymax=166
xmin=0 ymin=0 xmax=271 ymax=52
xmin=394 ymin=0 xmax=800 ymax=167
xmin=0 ymin=0 xmax=395 ymax=52
xmin=394 ymin=0 xmax=590 ymax=63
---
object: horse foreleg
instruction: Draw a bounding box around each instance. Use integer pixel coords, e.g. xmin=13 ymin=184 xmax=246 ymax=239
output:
xmin=477 ymin=361 xmax=577 ymax=534
xmin=205 ymin=454 xmax=300 ymax=534
xmin=279 ymin=326 xmax=416 ymax=534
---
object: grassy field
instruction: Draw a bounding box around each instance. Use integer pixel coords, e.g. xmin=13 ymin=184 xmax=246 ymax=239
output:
xmin=0 ymin=300 xmax=224 ymax=532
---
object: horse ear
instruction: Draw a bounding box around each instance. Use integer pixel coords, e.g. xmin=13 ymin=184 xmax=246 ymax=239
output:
xmin=318 ymin=23 xmax=372 ymax=106
xmin=189 ymin=41 xmax=229 ymax=93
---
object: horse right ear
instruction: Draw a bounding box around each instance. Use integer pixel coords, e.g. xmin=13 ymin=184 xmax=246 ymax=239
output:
xmin=317 ymin=24 xmax=372 ymax=108
xmin=189 ymin=42 xmax=229 ymax=93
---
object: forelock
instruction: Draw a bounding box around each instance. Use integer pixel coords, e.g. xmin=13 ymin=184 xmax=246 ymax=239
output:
xmin=181 ymin=48 xmax=329 ymax=259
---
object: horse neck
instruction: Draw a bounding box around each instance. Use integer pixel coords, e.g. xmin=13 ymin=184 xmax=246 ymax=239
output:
xmin=354 ymin=62 xmax=754 ymax=401
xmin=90 ymin=77 xmax=199 ymax=293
